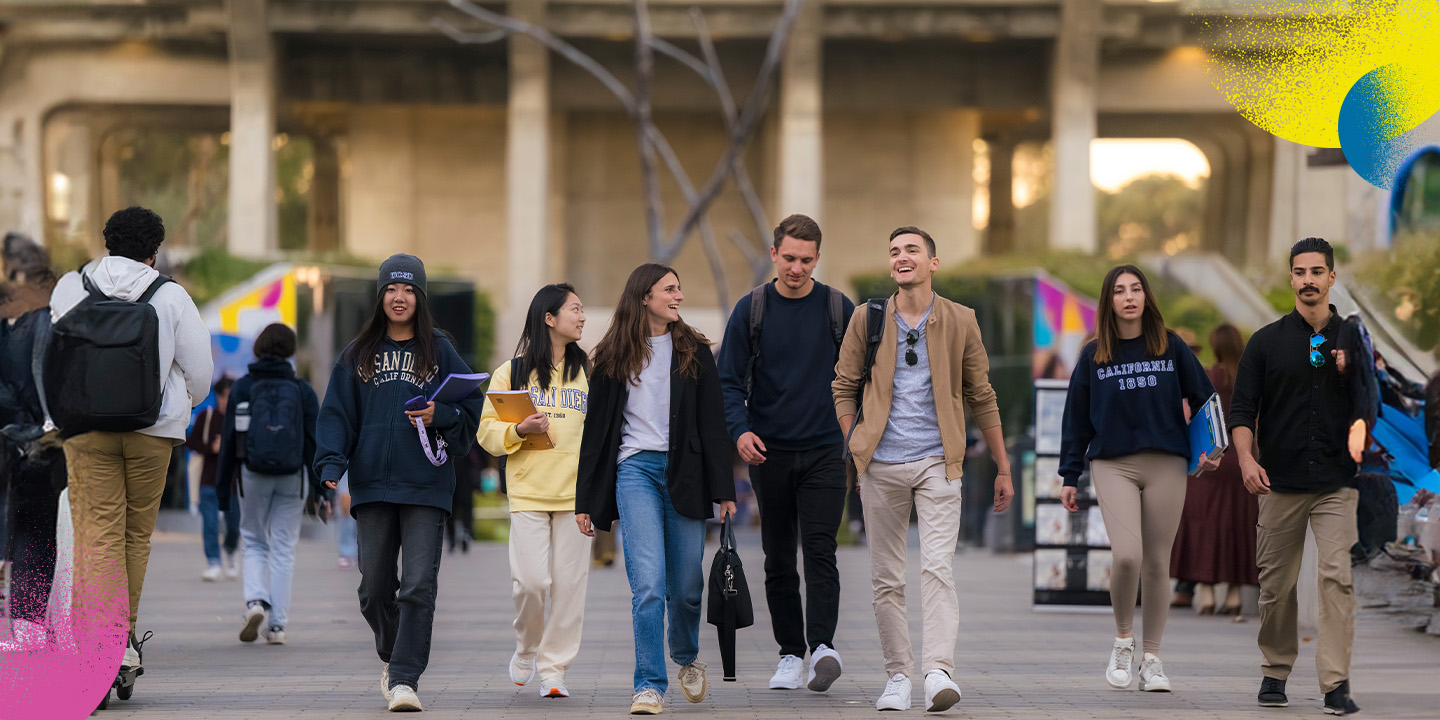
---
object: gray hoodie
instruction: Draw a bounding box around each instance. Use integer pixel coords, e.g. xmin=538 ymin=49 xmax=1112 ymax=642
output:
xmin=50 ymin=256 xmax=213 ymax=442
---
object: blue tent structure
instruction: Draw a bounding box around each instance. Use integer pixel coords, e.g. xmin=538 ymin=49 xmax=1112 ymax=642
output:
xmin=1371 ymin=403 xmax=1440 ymax=505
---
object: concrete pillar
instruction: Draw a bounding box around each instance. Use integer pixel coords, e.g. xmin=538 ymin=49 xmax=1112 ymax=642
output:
xmin=1049 ymin=0 xmax=1100 ymax=252
xmin=1269 ymin=139 xmax=1304 ymax=264
xmin=985 ymin=135 xmax=1017 ymax=255
xmin=1244 ymin=128 xmax=1276 ymax=271
xmin=0 ymin=112 xmax=47 ymax=245
xmin=227 ymin=0 xmax=278 ymax=259
xmin=504 ymin=0 xmax=551 ymax=347
xmin=778 ymin=0 xmax=824 ymax=250
xmin=911 ymin=110 xmax=978 ymax=260
xmin=308 ymin=138 xmax=341 ymax=253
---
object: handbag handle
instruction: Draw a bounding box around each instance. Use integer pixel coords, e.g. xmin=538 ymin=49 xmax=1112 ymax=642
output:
xmin=720 ymin=517 xmax=737 ymax=552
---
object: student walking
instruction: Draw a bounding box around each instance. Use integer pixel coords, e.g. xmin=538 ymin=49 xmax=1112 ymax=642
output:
xmin=0 ymin=251 xmax=65 ymax=652
xmin=187 ymin=377 xmax=240 ymax=582
xmin=50 ymin=207 xmax=212 ymax=690
xmin=479 ymin=283 xmax=592 ymax=699
xmin=1058 ymin=265 xmax=1219 ymax=693
xmin=716 ymin=214 xmax=853 ymax=691
xmin=576 ymin=264 xmax=737 ymax=716
xmin=831 ymin=227 xmax=1013 ymax=713
xmin=214 ymin=323 xmax=320 ymax=646
xmin=315 ymin=254 xmax=484 ymax=712
xmin=1229 ymin=238 xmax=1364 ymax=715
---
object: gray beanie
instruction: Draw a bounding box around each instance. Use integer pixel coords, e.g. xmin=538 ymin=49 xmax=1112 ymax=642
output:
xmin=378 ymin=253 xmax=426 ymax=296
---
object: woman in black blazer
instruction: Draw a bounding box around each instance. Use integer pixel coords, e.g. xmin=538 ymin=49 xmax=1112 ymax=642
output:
xmin=576 ymin=263 xmax=736 ymax=715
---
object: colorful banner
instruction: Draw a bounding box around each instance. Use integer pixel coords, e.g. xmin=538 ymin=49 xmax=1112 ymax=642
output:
xmin=200 ymin=264 xmax=297 ymax=389
xmin=1032 ymin=273 xmax=1097 ymax=380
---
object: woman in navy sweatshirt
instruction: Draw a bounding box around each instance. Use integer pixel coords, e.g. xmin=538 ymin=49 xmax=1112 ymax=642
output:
xmin=314 ymin=254 xmax=483 ymax=712
xmin=1058 ymin=264 xmax=1219 ymax=695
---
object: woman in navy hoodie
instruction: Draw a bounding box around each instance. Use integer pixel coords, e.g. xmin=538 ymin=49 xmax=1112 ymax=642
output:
xmin=315 ymin=254 xmax=483 ymax=712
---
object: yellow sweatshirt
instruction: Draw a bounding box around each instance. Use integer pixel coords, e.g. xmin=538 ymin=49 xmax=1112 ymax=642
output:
xmin=477 ymin=359 xmax=589 ymax=513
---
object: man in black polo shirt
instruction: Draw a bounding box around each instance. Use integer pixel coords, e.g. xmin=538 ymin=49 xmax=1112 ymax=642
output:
xmin=1229 ymin=237 xmax=1364 ymax=716
xmin=717 ymin=213 xmax=855 ymax=693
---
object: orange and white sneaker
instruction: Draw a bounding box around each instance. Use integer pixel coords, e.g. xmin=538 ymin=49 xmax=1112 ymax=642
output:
xmin=540 ymin=679 xmax=570 ymax=698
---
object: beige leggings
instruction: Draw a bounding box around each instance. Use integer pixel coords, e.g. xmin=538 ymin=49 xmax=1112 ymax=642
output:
xmin=1090 ymin=452 xmax=1188 ymax=656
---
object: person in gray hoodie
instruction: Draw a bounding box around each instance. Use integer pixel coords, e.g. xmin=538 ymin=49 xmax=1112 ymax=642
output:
xmin=49 ymin=207 xmax=213 ymax=686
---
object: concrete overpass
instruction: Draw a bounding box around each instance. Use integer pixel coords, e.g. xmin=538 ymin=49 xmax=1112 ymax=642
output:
xmin=0 ymin=0 xmax=1383 ymax=344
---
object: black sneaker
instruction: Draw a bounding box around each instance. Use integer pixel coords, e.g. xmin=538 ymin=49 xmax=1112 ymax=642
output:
xmin=1258 ymin=677 xmax=1288 ymax=707
xmin=1323 ymin=680 xmax=1360 ymax=715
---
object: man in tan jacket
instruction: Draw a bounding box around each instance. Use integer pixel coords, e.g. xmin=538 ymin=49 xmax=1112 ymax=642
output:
xmin=832 ymin=226 xmax=1012 ymax=713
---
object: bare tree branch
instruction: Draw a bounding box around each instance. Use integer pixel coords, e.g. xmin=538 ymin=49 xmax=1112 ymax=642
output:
xmin=646 ymin=126 xmax=730 ymax=311
xmin=631 ymin=0 xmax=664 ymax=255
xmin=657 ymin=0 xmax=804 ymax=263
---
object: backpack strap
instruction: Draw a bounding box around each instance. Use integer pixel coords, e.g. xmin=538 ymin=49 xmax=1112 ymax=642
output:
xmin=827 ymin=285 xmax=846 ymax=353
xmin=509 ymin=356 xmax=524 ymax=392
xmin=743 ymin=283 xmax=768 ymax=403
xmin=29 ymin=311 xmax=56 ymax=433
xmin=138 ymin=275 xmax=173 ymax=304
xmin=855 ymin=297 xmax=889 ymax=415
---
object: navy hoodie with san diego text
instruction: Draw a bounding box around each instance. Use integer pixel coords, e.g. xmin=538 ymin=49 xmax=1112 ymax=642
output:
xmin=315 ymin=331 xmax=484 ymax=515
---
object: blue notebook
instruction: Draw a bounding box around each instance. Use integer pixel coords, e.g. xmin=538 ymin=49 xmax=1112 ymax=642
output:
xmin=428 ymin=372 xmax=489 ymax=405
xmin=1188 ymin=393 xmax=1229 ymax=474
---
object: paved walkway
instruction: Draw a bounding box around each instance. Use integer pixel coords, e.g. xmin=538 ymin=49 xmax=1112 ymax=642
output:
xmin=6 ymin=516 xmax=1439 ymax=719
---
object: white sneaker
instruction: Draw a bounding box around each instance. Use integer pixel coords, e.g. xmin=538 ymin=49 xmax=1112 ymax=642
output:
xmin=1106 ymin=637 xmax=1135 ymax=689
xmin=540 ymin=678 xmax=569 ymax=698
xmin=923 ymin=670 xmax=961 ymax=712
xmin=630 ymin=688 xmax=663 ymax=715
xmin=808 ymin=644 xmax=843 ymax=692
xmin=1138 ymin=653 xmax=1171 ymax=692
xmin=509 ymin=651 xmax=535 ymax=685
xmin=200 ymin=565 xmax=223 ymax=582
xmin=239 ymin=602 xmax=267 ymax=643
xmin=678 ymin=661 xmax=708 ymax=703
xmin=266 ymin=626 xmax=286 ymax=645
xmin=121 ymin=639 xmax=141 ymax=672
xmin=387 ymin=684 xmax=422 ymax=712
xmin=876 ymin=673 xmax=912 ymax=711
xmin=224 ymin=553 xmax=240 ymax=579
xmin=381 ymin=663 xmax=392 ymax=701
xmin=769 ymin=654 xmax=804 ymax=689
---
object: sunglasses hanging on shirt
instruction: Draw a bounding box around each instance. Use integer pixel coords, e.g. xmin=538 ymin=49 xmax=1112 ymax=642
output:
xmin=905 ymin=329 xmax=919 ymax=366
xmin=1309 ymin=332 xmax=1327 ymax=368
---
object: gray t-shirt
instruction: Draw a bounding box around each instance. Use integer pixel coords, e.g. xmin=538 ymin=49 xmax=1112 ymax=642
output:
xmin=873 ymin=301 xmax=945 ymax=463
xmin=619 ymin=333 xmax=673 ymax=464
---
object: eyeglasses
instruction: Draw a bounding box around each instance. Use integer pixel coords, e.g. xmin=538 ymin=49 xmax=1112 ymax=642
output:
xmin=1309 ymin=332 xmax=1327 ymax=368
xmin=905 ymin=329 xmax=919 ymax=366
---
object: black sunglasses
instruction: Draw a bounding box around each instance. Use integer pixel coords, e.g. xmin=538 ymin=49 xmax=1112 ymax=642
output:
xmin=905 ymin=329 xmax=919 ymax=366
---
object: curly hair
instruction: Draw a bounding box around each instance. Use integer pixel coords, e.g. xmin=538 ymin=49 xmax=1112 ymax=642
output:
xmin=103 ymin=207 xmax=166 ymax=261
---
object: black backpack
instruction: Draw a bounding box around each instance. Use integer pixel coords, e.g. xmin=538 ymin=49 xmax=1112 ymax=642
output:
xmin=743 ymin=282 xmax=847 ymax=402
xmin=841 ymin=298 xmax=889 ymax=467
xmin=244 ymin=377 xmax=306 ymax=475
xmin=45 ymin=273 xmax=172 ymax=436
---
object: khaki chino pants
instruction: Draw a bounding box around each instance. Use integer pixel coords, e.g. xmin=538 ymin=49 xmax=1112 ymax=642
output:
xmin=860 ymin=457 xmax=962 ymax=678
xmin=64 ymin=431 xmax=175 ymax=634
xmin=1256 ymin=487 xmax=1357 ymax=693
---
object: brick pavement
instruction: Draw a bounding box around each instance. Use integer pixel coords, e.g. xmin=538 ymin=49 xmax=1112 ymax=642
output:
xmin=6 ymin=516 xmax=1437 ymax=719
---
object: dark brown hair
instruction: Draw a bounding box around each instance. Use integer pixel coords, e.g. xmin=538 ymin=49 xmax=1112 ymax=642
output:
xmin=592 ymin=263 xmax=710 ymax=384
xmin=253 ymin=323 xmax=297 ymax=359
xmin=773 ymin=214 xmax=822 ymax=250
xmin=1209 ymin=322 xmax=1245 ymax=386
xmin=1094 ymin=264 xmax=1168 ymax=364
xmin=888 ymin=225 xmax=936 ymax=257
xmin=515 ymin=283 xmax=589 ymax=393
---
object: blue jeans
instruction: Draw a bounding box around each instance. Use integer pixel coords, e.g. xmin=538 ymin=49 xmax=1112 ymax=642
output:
xmin=199 ymin=485 xmax=241 ymax=565
xmin=337 ymin=509 xmax=358 ymax=560
xmin=615 ymin=451 xmax=706 ymax=695
xmin=239 ymin=468 xmax=305 ymax=628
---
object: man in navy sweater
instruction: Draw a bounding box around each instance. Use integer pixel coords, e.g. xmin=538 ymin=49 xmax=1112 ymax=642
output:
xmin=717 ymin=214 xmax=854 ymax=693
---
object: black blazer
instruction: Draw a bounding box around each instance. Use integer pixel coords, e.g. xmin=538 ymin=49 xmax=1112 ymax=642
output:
xmin=577 ymin=342 xmax=736 ymax=532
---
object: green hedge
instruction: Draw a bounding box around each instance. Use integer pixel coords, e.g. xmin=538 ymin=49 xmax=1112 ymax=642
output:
xmin=1358 ymin=230 xmax=1440 ymax=352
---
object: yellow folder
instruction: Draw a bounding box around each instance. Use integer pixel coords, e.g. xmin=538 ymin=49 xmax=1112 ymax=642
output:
xmin=487 ymin=390 xmax=555 ymax=451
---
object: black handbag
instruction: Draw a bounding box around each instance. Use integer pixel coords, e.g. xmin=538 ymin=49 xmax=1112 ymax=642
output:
xmin=706 ymin=518 xmax=753 ymax=681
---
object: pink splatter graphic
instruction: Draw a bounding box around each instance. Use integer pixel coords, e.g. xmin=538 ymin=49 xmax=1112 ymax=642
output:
xmin=2 ymin=538 xmax=129 ymax=718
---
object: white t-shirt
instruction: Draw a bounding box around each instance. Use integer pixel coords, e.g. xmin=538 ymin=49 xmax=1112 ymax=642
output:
xmin=618 ymin=333 xmax=673 ymax=464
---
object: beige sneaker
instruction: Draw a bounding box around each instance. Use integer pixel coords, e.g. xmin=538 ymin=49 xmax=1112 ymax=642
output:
xmin=629 ymin=689 xmax=663 ymax=715
xmin=388 ymin=684 xmax=422 ymax=712
xmin=678 ymin=661 xmax=708 ymax=703
xmin=380 ymin=663 xmax=392 ymax=701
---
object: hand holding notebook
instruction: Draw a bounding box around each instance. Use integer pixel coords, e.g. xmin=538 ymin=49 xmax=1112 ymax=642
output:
xmin=487 ymin=390 xmax=555 ymax=451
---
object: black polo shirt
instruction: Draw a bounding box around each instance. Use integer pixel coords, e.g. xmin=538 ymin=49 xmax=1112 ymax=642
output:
xmin=1228 ymin=305 xmax=1357 ymax=494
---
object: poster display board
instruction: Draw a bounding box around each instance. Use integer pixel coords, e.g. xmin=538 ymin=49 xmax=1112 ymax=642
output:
xmin=1031 ymin=379 xmax=1112 ymax=609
